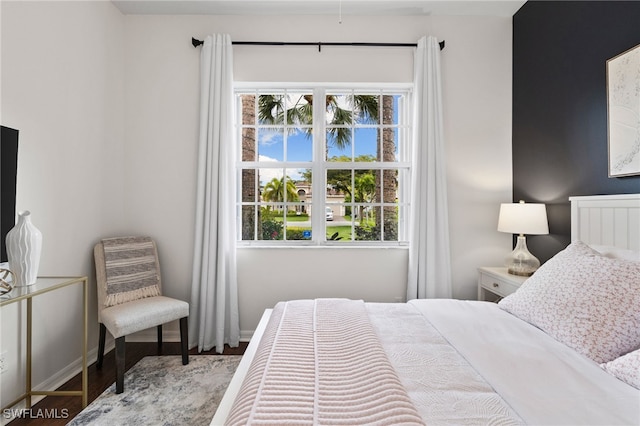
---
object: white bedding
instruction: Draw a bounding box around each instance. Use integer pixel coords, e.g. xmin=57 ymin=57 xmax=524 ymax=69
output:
xmin=402 ymin=300 xmax=639 ymax=425
xmin=367 ymin=301 xmax=524 ymax=425
xmin=214 ymin=299 xmax=640 ymax=425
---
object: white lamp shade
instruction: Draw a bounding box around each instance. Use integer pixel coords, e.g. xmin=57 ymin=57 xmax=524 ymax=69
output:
xmin=498 ymin=202 xmax=549 ymax=235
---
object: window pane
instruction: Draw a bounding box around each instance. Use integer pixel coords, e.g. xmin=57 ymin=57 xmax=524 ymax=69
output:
xmin=380 ymin=169 xmax=398 ymax=204
xmin=258 ymin=94 xmax=285 ymax=125
xmin=382 ymin=206 xmax=399 ymax=241
xmin=286 ymin=92 xmax=313 ymax=125
xmin=287 ymin=128 xmax=313 ymax=161
xmin=381 ymin=167 xmax=399 ymax=241
xmin=297 ymin=169 xmax=312 ymax=196
xmin=381 ymin=94 xmax=398 ymax=125
xmin=284 ymin=170 xmax=301 ymax=203
xmin=296 ymin=182 xmax=311 ymax=207
xmin=260 ymin=209 xmax=284 ymax=240
xmin=326 ymin=127 xmax=351 ymax=161
xmin=286 ymin=207 xmax=312 ymax=241
xmin=241 ymin=169 xmax=258 ymax=202
xmin=241 ymin=128 xmax=257 ymax=162
xmin=380 ymin=127 xmax=397 ymax=163
xmin=353 ymin=94 xmax=380 ymax=125
xmin=394 ymin=128 xmax=401 ymax=160
xmin=354 ymin=128 xmax=377 ymax=161
xmin=258 ymin=128 xmax=284 ymax=161
xmin=355 ymin=169 xmax=377 ymax=204
xmin=241 ymin=205 xmax=256 ymax=241
xmin=259 ymin=167 xmax=283 ymax=191
xmin=325 ymin=94 xmax=352 ymax=125
xmin=326 ymin=204 xmax=352 ymax=242
xmin=327 ymin=169 xmax=352 ymax=199
xmin=241 ymin=95 xmax=256 ymax=126
xmin=355 ymin=206 xmax=380 ymax=241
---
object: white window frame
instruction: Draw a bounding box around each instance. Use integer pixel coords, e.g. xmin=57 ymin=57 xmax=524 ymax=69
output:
xmin=235 ymin=82 xmax=413 ymax=247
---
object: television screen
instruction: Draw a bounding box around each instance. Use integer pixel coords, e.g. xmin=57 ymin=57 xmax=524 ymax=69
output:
xmin=1 ymin=126 xmax=19 ymax=263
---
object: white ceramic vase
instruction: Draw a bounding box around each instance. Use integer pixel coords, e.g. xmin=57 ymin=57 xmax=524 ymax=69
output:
xmin=6 ymin=210 xmax=42 ymax=286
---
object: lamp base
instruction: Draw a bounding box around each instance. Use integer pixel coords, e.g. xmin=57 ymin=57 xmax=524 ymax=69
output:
xmin=507 ymin=266 xmax=536 ymax=277
xmin=505 ymin=235 xmax=540 ymax=277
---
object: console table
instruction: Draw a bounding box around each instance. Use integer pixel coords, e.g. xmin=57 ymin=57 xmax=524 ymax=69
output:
xmin=0 ymin=276 xmax=88 ymax=410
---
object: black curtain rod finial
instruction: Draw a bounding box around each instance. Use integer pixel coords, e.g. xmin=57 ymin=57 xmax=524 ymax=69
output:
xmin=192 ymin=37 xmax=204 ymax=48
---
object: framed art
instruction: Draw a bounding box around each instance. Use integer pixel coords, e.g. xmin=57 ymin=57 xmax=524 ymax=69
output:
xmin=607 ymin=43 xmax=640 ymax=177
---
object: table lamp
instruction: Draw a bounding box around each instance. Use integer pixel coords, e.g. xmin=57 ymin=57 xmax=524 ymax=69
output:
xmin=498 ymin=200 xmax=549 ymax=276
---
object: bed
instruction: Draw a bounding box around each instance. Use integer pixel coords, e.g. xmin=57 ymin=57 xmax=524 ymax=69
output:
xmin=212 ymin=193 xmax=640 ymax=425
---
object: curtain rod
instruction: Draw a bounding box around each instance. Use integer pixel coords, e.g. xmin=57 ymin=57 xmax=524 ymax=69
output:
xmin=191 ymin=37 xmax=444 ymax=52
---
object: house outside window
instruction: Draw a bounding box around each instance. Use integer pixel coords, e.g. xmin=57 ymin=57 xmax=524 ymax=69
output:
xmin=236 ymin=85 xmax=412 ymax=245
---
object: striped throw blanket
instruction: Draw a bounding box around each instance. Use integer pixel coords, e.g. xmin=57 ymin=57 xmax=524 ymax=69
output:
xmin=102 ymin=236 xmax=161 ymax=307
xmin=225 ymin=299 xmax=425 ymax=425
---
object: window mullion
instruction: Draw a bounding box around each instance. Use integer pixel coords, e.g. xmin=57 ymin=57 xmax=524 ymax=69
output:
xmin=311 ymin=87 xmax=326 ymax=244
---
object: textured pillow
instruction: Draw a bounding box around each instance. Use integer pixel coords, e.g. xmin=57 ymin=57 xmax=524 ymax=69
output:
xmin=601 ymin=350 xmax=640 ymax=389
xmin=102 ymin=236 xmax=161 ymax=307
xmin=499 ymin=240 xmax=640 ymax=364
xmin=590 ymin=245 xmax=640 ymax=262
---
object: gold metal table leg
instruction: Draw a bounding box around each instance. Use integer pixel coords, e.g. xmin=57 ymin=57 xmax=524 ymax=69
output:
xmin=26 ymin=297 xmax=32 ymax=408
xmin=82 ymin=277 xmax=88 ymax=407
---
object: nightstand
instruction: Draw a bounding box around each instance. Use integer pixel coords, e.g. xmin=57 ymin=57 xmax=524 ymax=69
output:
xmin=477 ymin=267 xmax=528 ymax=302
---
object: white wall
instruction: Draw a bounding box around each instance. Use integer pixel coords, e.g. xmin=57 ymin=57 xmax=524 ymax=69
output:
xmin=0 ymin=3 xmax=513 ymax=407
xmin=0 ymin=0 xmax=125 ymax=411
xmin=123 ymin=13 xmax=514 ymax=336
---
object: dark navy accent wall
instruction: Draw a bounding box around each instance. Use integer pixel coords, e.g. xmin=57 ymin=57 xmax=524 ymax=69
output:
xmin=512 ymin=1 xmax=640 ymax=263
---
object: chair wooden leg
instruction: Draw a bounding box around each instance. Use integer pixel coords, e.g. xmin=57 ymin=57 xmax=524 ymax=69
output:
xmin=96 ymin=323 xmax=106 ymax=369
xmin=115 ymin=336 xmax=126 ymax=394
xmin=157 ymin=324 xmax=163 ymax=354
xmin=180 ymin=317 xmax=189 ymax=365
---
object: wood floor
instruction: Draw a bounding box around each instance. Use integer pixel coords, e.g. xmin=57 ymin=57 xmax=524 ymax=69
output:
xmin=7 ymin=341 xmax=248 ymax=426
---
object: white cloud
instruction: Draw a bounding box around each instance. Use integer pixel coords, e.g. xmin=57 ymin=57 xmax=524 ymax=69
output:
xmin=257 ymin=155 xmax=305 ymax=186
xmin=258 ymin=129 xmax=282 ymax=146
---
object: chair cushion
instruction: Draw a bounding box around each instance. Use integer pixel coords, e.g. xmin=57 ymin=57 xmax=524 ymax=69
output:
xmin=101 ymin=296 xmax=189 ymax=338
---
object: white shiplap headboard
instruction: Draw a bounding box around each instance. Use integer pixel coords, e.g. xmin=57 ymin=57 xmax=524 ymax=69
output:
xmin=570 ymin=194 xmax=640 ymax=251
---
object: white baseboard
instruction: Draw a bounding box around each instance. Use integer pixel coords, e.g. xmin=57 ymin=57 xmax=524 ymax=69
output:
xmin=240 ymin=330 xmax=254 ymax=342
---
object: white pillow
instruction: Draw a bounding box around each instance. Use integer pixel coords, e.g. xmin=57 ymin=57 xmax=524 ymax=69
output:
xmin=601 ymin=350 xmax=640 ymax=389
xmin=499 ymin=240 xmax=640 ymax=364
xmin=590 ymin=245 xmax=640 ymax=262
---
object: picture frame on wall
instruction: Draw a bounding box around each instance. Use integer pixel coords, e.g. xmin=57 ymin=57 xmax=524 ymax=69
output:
xmin=606 ymin=43 xmax=640 ymax=177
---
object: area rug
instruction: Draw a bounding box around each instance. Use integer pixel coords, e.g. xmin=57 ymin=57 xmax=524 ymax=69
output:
xmin=67 ymin=355 xmax=242 ymax=426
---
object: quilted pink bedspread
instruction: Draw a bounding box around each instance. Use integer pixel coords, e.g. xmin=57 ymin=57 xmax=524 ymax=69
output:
xmin=225 ymin=299 xmax=425 ymax=425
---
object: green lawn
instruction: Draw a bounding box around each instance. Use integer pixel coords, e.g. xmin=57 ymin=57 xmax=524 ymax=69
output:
xmin=267 ymin=214 xmax=309 ymax=222
xmin=326 ymin=225 xmax=352 ymax=240
xmin=285 ymin=215 xmax=310 ymax=222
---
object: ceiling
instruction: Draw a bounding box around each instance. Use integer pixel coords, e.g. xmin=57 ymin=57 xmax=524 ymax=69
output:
xmin=111 ymin=0 xmax=527 ymax=17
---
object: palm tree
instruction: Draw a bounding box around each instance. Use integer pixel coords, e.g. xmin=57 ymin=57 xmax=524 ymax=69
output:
xmin=262 ymin=177 xmax=299 ymax=211
xmin=241 ymin=95 xmax=257 ymax=240
xmin=379 ymin=94 xmax=398 ymax=240
xmin=258 ymin=94 xmax=379 ymax=152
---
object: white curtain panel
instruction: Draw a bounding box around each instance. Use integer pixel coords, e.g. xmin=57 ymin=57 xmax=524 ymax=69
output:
xmin=407 ymin=36 xmax=452 ymax=300
xmin=190 ymin=34 xmax=240 ymax=352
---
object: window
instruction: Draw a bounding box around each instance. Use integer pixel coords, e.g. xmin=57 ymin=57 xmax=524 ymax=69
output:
xmin=236 ymin=85 xmax=412 ymax=245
